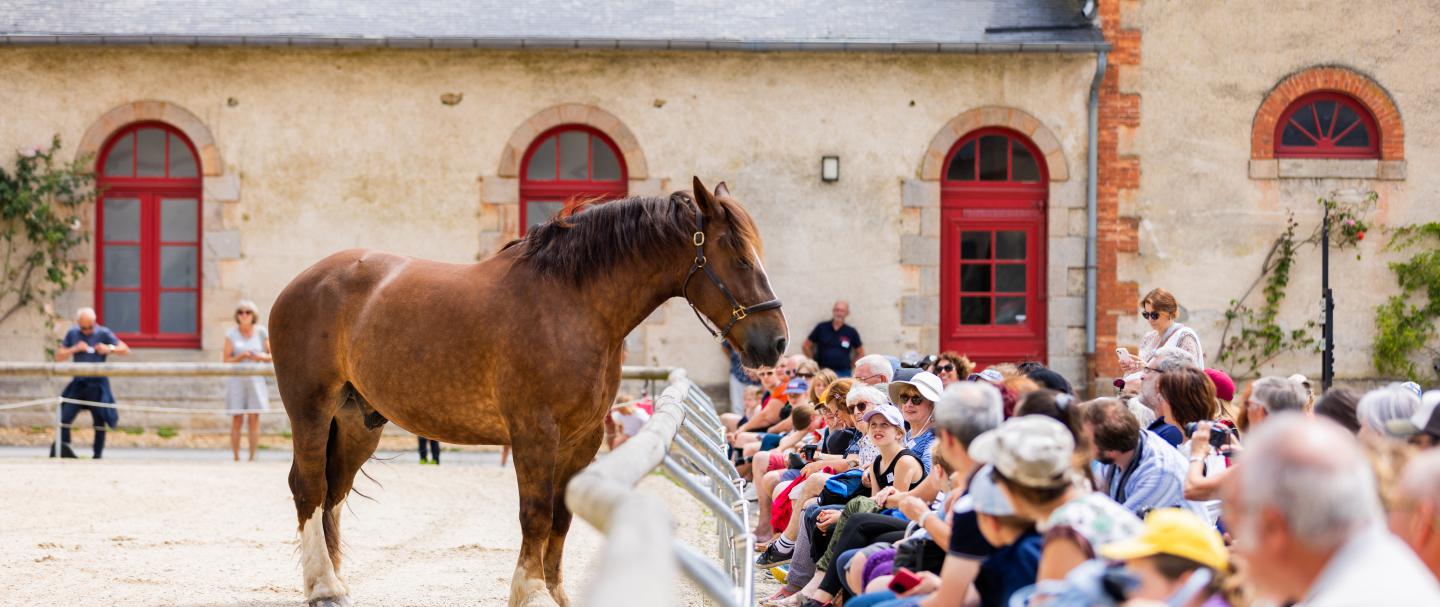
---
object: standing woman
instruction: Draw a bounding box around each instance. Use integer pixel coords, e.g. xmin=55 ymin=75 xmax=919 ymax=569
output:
xmin=1121 ymin=288 xmax=1205 ymax=373
xmin=224 ymin=300 xmax=271 ymax=462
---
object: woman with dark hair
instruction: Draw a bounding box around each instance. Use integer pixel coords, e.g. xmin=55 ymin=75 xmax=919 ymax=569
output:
xmin=933 ymin=351 xmax=974 ymax=386
xmin=1314 ymin=386 xmax=1362 ymax=434
xmin=1156 ymin=367 xmax=1220 ymax=433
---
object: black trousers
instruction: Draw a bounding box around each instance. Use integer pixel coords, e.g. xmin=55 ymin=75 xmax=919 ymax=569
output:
xmin=59 ymin=403 xmax=108 ymax=458
xmin=818 ymin=512 xmax=909 ymax=595
xmin=418 ymin=437 xmax=441 ymax=463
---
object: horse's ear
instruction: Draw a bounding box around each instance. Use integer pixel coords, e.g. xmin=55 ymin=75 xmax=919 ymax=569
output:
xmin=714 ymin=182 xmax=731 ymax=199
xmin=692 ymin=176 xmax=721 ymax=218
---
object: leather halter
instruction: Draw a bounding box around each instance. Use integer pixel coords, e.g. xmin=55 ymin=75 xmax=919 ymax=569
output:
xmin=681 ymin=207 xmax=782 ymax=342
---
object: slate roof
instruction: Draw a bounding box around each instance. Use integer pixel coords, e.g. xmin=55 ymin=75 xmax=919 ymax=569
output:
xmin=0 ymin=0 xmax=1106 ymax=52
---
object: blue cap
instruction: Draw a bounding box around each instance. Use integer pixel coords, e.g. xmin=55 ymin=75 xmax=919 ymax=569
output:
xmin=969 ymin=464 xmax=1016 ymax=517
xmin=785 ymin=378 xmax=810 ymax=395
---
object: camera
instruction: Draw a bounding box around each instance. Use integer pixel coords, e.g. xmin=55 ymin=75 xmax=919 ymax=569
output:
xmin=1184 ymin=422 xmax=1232 ymax=449
xmin=802 ymin=444 xmax=818 ymax=460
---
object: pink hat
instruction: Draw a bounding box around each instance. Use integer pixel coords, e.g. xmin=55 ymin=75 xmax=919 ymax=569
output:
xmin=1205 ymin=368 xmax=1236 ymax=402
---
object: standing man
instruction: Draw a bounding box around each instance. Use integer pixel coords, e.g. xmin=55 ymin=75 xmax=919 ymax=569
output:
xmin=52 ymin=307 xmax=129 ymax=459
xmin=803 ymin=300 xmax=864 ymax=377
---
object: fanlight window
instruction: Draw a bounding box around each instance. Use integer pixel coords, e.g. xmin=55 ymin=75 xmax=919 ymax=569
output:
xmin=1274 ymin=92 xmax=1380 ymax=159
xmin=519 ymin=126 xmax=627 ymax=234
xmin=945 ymin=133 xmax=1041 ymax=183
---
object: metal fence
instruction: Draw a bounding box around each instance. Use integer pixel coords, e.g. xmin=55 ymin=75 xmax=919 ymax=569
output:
xmin=565 ymin=367 xmax=753 ymax=607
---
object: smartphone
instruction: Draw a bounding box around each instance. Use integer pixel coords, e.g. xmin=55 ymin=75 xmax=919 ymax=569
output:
xmin=888 ymin=568 xmax=921 ymax=594
xmin=1115 ymin=347 xmax=1131 ymax=361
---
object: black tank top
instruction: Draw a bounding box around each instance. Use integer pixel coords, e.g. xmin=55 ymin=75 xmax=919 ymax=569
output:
xmin=872 ymin=448 xmax=926 ymax=492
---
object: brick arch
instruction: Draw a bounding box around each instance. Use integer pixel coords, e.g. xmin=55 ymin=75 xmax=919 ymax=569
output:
xmin=920 ymin=106 xmax=1068 ymax=182
xmin=1252 ymin=66 xmax=1404 ymax=160
xmin=78 ymin=100 xmax=222 ymax=176
xmin=497 ymin=103 xmax=648 ymax=179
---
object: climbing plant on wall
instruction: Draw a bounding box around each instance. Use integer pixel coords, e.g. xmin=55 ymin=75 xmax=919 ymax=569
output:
xmin=1216 ymin=191 xmax=1376 ymax=378
xmin=1373 ymin=222 xmax=1440 ymax=381
xmin=0 ymin=136 xmax=95 ymax=327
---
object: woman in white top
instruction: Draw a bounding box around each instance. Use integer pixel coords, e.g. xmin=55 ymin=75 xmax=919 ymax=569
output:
xmin=1121 ymin=288 xmax=1205 ymax=374
xmin=224 ymin=300 xmax=272 ymax=462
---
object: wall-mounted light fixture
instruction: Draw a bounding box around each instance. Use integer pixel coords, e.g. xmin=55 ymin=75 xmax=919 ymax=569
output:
xmin=821 ymin=156 xmax=840 ymax=182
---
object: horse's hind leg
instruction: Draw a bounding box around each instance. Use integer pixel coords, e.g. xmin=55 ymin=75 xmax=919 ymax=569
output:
xmin=322 ymin=397 xmax=386 ymax=577
xmin=286 ymin=384 xmax=350 ymax=607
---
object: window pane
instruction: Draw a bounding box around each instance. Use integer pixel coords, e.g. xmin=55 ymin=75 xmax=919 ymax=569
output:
xmin=526 ymin=200 xmax=565 ymax=232
xmin=136 ymin=128 xmax=167 ymax=177
xmin=960 ymin=265 xmax=991 ymax=293
xmin=946 ymin=141 xmax=976 ymax=181
xmin=103 ymin=246 xmax=141 ymax=288
xmin=996 ymin=264 xmax=1026 ymax=292
xmin=1313 ymin=101 xmax=1336 ymax=136
xmin=1012 ymin=145 xmax=1040 ymax=182
xmin=996 ymin=231 xmax=1026 ymax=260
xmin=960 ymin=297 xmax=991 ymax=325
xmin=526 ymin=136 xmax=557 ymax=180
xmin=161 ymin=198 xmax=198 ymax=242
xmin=103 ymin=291 xmax=140 ymax=334
xmin=1281 ymin=122 xmax=1314 ymax=147
xmin=1333 ymin=105 xmax=1359 ymax=139
xmin=558 ymin=131 xmax=589 ymax=180
xmin=168 ymin=133 xmax=197 ymax=178
xmin=103 ymin=198 xmax=141 ymax=242
xmin=960 ymin=231 xmax=991 ymax=260
xmin=591 ymin=137 xmax=622 ymax=181
xmin=160 ymin=246 xmax=198 ymax=288
xmin=978 ymin=135 xmax=1009 ymax=181
xmin=159 ymin=292 xmax=197 ymax=334
xmin=995 ymin=297 xmax=1027 ymax=325
xmin=103 ymin=133 xmax=134 ymax=176
xmin=1336 ymin=124 xmax=1371 ymax=147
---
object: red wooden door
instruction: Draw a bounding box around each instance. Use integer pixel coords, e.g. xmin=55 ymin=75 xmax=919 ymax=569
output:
xmin=939 ymin=129 xmax=1048 ymax=367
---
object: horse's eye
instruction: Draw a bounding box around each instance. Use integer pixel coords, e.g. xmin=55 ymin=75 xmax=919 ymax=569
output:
xmin=736 ymin=258 xmax=753 ymax=271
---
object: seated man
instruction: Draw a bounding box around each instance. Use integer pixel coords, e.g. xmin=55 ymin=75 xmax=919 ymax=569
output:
xmin=1083 ymin=398 xmax=1192 ymax=517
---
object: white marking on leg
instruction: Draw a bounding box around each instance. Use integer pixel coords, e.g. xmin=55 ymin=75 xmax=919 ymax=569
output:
xmin=300 ymin=506 xmax=347 ymax=601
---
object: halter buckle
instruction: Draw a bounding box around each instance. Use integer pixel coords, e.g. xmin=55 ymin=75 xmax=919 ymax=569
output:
xmin=731 ymin=307 xmax=748 ymax=320
xmin=696 ymin=255 xmax=707 ymax=268
xmin=693 ymin=232 xmax=705 ymax=246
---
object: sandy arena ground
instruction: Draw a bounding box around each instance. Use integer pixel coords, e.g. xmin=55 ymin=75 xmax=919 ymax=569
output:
xmin=0 ymin=456 xmax=717 ymax=606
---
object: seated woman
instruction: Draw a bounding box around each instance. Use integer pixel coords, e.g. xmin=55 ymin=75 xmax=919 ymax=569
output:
xmin=753 ymin=379 xmax=859 ymax=545
xmin=786 ymin=403 xmax=925 ymax=606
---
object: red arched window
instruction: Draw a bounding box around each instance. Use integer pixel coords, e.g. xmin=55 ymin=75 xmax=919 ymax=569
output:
xmin=939 ymin=128 xmax=1048 ymax=366
xmin=1275 ymin=92 xmax=1380 ymax=159
xmin=96 ymin=122 xmax=203 ymax=348
xmin=519 ymin=125 xmax=627 ymax=234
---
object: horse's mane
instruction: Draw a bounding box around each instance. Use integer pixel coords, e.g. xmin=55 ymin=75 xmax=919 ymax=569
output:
xmin=505 ymin=191 xmax=763 ymax=284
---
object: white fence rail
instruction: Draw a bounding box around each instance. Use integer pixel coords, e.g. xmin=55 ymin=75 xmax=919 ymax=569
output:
xmin=565 ymin=368 xmax=753 ymax=607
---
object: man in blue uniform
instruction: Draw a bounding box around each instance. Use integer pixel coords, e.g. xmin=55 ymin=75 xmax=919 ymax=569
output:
xmin=53 ymin=307 xmax=129 ymax=459
xmin=803 ymin=300 xmax=864 ymax=377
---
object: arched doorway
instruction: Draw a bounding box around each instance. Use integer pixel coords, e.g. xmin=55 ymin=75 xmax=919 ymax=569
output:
xmin=519 ymin=125 xmax=627 ymax=234
xmin=95 ymin=122 xmax=203 ymax=348
xmin=940 ymin=128 xmax=1048 ymax=367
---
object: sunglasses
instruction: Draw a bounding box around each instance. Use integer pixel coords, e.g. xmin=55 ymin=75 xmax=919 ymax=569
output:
xmin=759 ymin=370 xmax=776 ymax=377
xmin=797 ymin=372 xmax=815 ymax=379
xmin=784 ymin=368 xmax=797 ymax=376
xmin=898 ymin=394 xmax=928 ymax=406
xmin=236 ymin=310 xmax=255 ymax=316
xmin=1141 ymin=311 xmax=1162 ymax=320
xmin=935 ymin=364 xmax=955 ymax=373
xmin=849 ymin=402 xmax=873 ymax=414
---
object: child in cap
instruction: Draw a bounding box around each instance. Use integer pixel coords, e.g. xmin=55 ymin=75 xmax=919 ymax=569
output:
xmin=969 ymin=464 xmax=1044 ymax=607
xmin=1099 ymin=507 xmax=1240 ymax=606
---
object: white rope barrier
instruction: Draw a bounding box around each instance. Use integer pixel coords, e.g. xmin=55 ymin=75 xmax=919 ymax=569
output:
xmin=0 ymin=396 xmax=287 ymax=415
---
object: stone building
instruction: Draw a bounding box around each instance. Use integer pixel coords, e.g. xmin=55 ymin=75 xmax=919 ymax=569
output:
xmin=0 ymin=0 xmax=1434 ymax=413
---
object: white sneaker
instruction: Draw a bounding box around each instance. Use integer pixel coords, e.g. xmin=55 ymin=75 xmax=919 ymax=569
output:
xmin=743 ymin=482 xmax=757 ymax=502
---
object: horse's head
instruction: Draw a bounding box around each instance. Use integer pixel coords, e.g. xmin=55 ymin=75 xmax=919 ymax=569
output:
xmin=683 ymin=177 xmax=788 ymax=368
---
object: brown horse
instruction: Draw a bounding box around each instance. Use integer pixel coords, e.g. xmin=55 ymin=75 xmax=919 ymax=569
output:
xmin=269 ymin=178 xmax=787 ymax=607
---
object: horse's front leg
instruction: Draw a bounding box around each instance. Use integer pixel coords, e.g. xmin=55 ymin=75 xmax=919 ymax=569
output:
xmin=542 ymin=422 xmax=605 ymax=606
xmin=509 ymin=435 xmax=559 ymax=607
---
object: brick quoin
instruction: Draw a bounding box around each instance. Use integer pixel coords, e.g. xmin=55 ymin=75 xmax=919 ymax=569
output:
xmin=1251 ymin=66 xmax=1405 ymax=160
xmin=1094 ymin=0 xmax=1143 ymax=383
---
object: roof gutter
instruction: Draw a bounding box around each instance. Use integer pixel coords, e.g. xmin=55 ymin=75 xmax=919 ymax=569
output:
xmin=0 ymin=34 xmax=1109 ymax=53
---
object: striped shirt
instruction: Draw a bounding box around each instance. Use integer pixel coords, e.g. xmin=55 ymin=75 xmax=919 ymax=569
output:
xmin=1092 ymin=430 xmax=1194 ymax=517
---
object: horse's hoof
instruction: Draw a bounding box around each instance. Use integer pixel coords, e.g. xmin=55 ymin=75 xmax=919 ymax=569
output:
xmin=307 ymin=596 xmax=352 ymax=607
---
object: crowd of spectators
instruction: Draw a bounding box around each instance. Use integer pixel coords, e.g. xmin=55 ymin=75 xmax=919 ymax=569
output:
xmin=726 ymin=292 xmax=1440 ymax=607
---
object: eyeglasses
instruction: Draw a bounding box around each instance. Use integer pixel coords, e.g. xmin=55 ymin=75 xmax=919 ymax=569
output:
xmin=784 ymin=368 xmax=797 ymax=376
xmin=797 ymin=372 xmax=815 ymax=379
xmin=1141 ymin=311 xmax=1162 ymax=320
xmin=236 ymin=310 xmax=254 ymax=316
xmin=759 ymin=370 xmax=776 ymax=377
xmin=818 ymin=408 xmax=838 ymax=418
xmin=898 ymin=394 xmax=928 ymax=406
xmin=935 ymin=364 xmax=955 ymax=373
xmin=856 ymin=372 xmax=885 ymax=383
xmin=1143 ymin=366 xmax=1162 ymax=374
xmin=849 ymin=402 xmax=873 ymax=414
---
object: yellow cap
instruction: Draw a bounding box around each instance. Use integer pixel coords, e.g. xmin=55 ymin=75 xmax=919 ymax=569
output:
xmin=1098 ymin=508 xmax=1229 ymax=573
